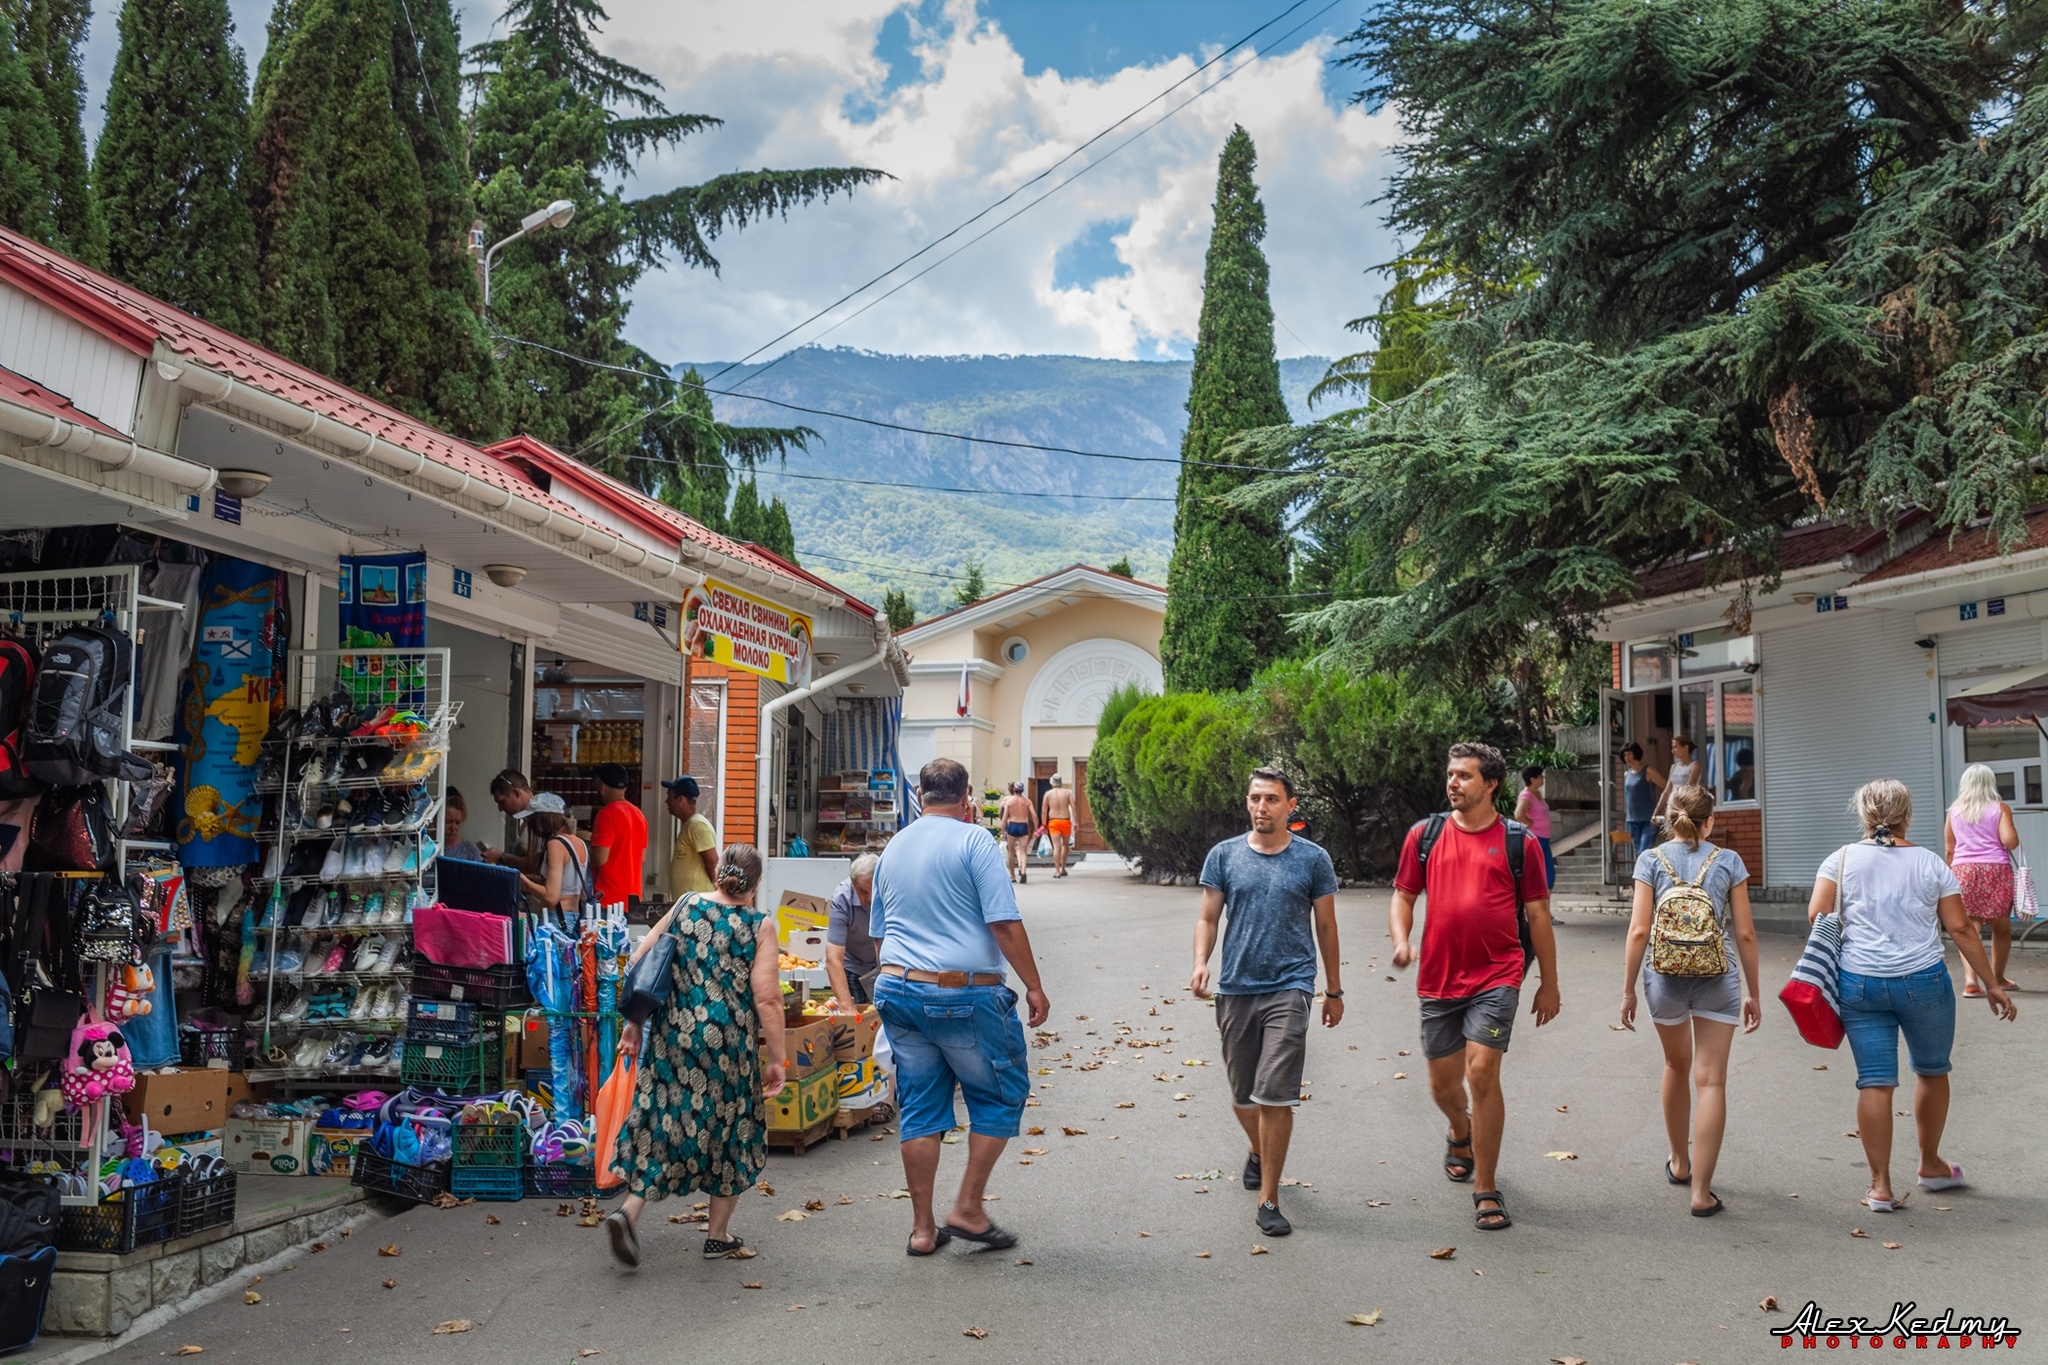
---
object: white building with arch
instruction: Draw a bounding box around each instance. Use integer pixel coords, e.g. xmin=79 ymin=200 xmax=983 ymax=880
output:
xmin=897 ymin=564 xmax=1165 ymax=850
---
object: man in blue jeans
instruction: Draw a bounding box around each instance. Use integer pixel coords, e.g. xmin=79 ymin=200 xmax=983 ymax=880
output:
xmin=872 ymin=757 xmax=1050 ymax=1256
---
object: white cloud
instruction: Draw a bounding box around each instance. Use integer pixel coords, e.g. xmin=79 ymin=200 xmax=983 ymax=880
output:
xmin=608 ymin=0 xmax=1403 ymax=363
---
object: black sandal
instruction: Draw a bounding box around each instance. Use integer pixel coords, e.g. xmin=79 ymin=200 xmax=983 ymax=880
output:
xmin=1473 ymin=1190 xmax=1512 ymax=1231
xmin=942 ymin=1221 xmax=1019 ymax=1250
xmin=1444 ymin=1130 xmax=1475 ymax=1183
xmin=1689 ymin=1193 xmax=1724 ymax=1217
xmin=1665 ymin=1159 xmax=1690 ymax=1186
xmin=905 ymin=1228 xmax=953 ymax=1257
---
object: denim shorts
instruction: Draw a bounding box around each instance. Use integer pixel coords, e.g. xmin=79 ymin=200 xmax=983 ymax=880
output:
xmin=1839 ymin=963 xmax=1955 ymax=1089
xmin=873 ymin=975 xmax=1031 ymax=1141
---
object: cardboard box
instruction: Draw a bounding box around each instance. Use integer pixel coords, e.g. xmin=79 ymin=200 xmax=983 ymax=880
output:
xmin=833 ymin=1006 xmax=879 ymax=1062
xmin=768 ymin=1069 xmax=838 ymax=1132
xmin=306 ymin=1127 xmax=365 ymax=1178
xmin=127 ymin=1069 xmax=233 ymax=1135
xmin=156 ymin=1136 xmax=223 ymax=1172
xmin=775 ymin=890 xmax=831 ymax=938
xmin=783 ymin=1018 xmax=835 ymax=1078
xmin=225 ymin=1117 xmax=312 ymax=1176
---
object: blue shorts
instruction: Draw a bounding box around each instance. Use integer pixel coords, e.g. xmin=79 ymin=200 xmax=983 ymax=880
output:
xmin=873 ymin=976 xmax=1030 ymax=1141
xmin=1839 ymin=964 xmax=1955 ymax=1089
xmin=1536 ymin=836 xmax=1555 ymax=889
xmin=1627 ymin=821 xmax=1655 ymax=857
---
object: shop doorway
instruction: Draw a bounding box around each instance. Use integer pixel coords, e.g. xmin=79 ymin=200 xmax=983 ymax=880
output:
xmin=1072 ymin=758 xmax=1105 ymax=851
xmin=531 ymin=657 xmax=646 ymax=830
xmin=1032 ymin=758 xmax=1055 ymax=812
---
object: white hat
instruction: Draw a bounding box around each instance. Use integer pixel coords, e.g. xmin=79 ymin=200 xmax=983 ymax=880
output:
xmin=512 ymin=792 xmax=567 ymax=818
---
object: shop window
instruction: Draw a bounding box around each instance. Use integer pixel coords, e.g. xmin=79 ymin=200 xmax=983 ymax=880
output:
xmin=1963 ymin=721 xmax=2043 ymax=806
xmin=1627 ymin=641 xmax=1672 ymax=690
xmin=1717 ymin=679 xmax=1757 ymax=803
xmin=1677 ymin=626 xmax=1755 ymax=678
xmin=687 ymin=681 xmax=724 ymax=828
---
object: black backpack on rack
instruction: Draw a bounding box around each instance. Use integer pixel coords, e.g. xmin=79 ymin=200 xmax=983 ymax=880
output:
xmin=0 ymin=637 xmax=37 ymax=799
xmin=24 ymin=625 xmax=152 ymax=787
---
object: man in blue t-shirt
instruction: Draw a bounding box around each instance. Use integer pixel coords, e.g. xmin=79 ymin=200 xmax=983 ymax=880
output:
xmin=1190 ymin=767 xmax=1342 ymax=1238
xmin=871 ymin=758 xmax=1050 ymax=1258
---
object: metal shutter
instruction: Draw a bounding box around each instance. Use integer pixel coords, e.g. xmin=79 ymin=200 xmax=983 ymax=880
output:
xmin=538 ymin=604 xmax=684 ymax=683
xmin=1760 ymin=609 xmax=1942 ymax=887
xmin=1938 ymin=619 xmax=2045 ymax=678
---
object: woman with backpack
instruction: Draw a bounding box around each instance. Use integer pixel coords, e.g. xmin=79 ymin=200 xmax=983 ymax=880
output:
xmin=1942 ymin=763 xmax=2021 ymax=999
xmin=1619 ymin=784 xmax=1759 ymax=1216
xmin=1810 ymin=780 xmax=2016 ymax=1212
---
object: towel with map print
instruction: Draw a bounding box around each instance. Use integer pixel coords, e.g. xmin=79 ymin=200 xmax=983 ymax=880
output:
xmin=176 ymin=558 xmax=286 ymax=867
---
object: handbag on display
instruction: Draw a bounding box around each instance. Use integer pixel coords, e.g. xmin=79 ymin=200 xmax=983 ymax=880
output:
xmin=2013 ymin=848 xmax=2038 ymax=923
xmin=121 ymin=761 xmax=174 ymax=839
xmin=74 ymin=883 xmax=140 ymax=964
xmin=24 ymin=785 xmax=113 ymax=872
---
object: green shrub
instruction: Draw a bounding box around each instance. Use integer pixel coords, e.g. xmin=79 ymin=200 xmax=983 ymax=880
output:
xmin=1088 ymin=690 xmax=1266 ymax=875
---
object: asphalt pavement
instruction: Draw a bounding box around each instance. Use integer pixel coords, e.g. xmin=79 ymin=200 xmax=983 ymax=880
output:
xmin=98 ymin=859 xmax=2046 ymax=1364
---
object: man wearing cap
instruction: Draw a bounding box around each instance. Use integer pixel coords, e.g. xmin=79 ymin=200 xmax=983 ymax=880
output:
xmin=663 ymin=776 xmax=719 ymax=896
xmin=588 ymin=763 xmax=648 ymax=909
xmin=482 ymin=769 xmax=541 ymax=875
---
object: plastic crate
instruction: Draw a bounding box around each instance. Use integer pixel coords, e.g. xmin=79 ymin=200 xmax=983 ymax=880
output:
xmin=350 ymin=1149 xmax=451 ymax=1204
xmin=401 ymin=1033 xmax=504 ymax=1094
xmin=174 ymin=1170 xmax=237 ymax=1239
xmin=449 ymin=1166 xmax=523 ymax=1201
xmin=524 ymin=1163 xmax=597 ymax=1199
xmin=453 ymin=1120 xmax=524 ymax=1168
xmin=405 ymin=998 xmax=498 ymax=1046
xmin=59 ymin=1182 xmax=179 ymax=1253
xmin=178 ymin=1026 xmax=243 ymax=1068
xmin=412 ymin=962 xmax=528 ymax=1010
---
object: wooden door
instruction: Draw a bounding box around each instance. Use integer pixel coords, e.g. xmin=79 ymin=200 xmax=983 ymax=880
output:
xmin=1072 ymin=759 xmax=1106 ymax=850
xmin=1032 ymin=758 xmax=1055 ymax=813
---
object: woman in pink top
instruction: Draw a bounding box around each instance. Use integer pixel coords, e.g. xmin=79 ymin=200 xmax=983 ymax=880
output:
xmin=1943 ymin=763 xmax=2021 ymax=997
xmin=1515 ymin=764 xmax=1555 ymax=888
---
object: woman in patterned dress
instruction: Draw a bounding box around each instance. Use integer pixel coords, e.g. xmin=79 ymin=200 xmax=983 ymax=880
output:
xmin=602 ymin=844 xmax=787 ymax=1266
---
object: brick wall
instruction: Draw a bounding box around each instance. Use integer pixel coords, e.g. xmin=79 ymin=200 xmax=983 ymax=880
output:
xmin=1713 ymin=807 xmax=1762 ymax=878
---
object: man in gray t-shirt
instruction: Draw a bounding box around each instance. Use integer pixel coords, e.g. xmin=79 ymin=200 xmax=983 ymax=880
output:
xmin=1190 ymin=768 xmax=1342 ymax=1239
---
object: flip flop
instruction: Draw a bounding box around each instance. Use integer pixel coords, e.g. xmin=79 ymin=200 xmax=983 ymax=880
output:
xmin=1690 ymin=1193 xmax=1725 ymax=1217
xmin=1962 ymin=985 xmax=1986 ymax=998
xmin=1666 ymin=1159 xmax=1691 ymax=1186
xmin=1861 ymin=1190 xmax=1906 ymax=1212
xmin=1917 ymin=1162 xmax=1966 ymax=1192
xmin=943 ymin=1221 xmax=1020 ymax=1250
xmin=906 ymin=1228 xmax=953 ymax=1257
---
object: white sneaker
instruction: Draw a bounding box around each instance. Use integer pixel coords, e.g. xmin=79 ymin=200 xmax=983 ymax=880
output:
xmin=276 ymin=988 xmax=308 ymax=1024
xmin=373 ymin=936 xmax=404 ymax=974
xmin=339 ymin=894 xmax=366 ymax=927
xmin=379 ymin=894 xmax=404 ymax=926
xmin=381 ymin=838 xmax=408 ymax=875
xmin=319 ymin=842 xmax=346 ymax=881
xmin=262 ymin=843 xmax=283 ymax=882
xmin=348 ymin=986 xmax=372 ymax=1021
xmin=369 ymin=984 xmax=397 ymax=1020
xmin=354 ymin=934 xmax=386 ymax=974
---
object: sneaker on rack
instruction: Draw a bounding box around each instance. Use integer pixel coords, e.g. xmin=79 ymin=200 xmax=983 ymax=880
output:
xmin=400 ymin=784 xmax=436 ymax=831
xmin=323 ymin=1033 xmax=357 ymax=1067
xmin=360 ymin=892 xmax=384 ymax=927
xmin=363 ymin=1035 xmax=396 ymax=1071
xmin=381 ymin=838 xmax=408 ymax=875
xmin=346 ymin=1034 xmax=374 ymax=1069
xmin=320 ymin=841 xmax=347 ymax=881
xmin=373 ymin=936 xmax=404 ymax=974
xmin=276 ymin=987 xmax=308 ymax=1024
xmin=400 ymin=835 xmax=438 ymax=876
xmin=377 ymin=891 xmax=404 ymax=926
xmin=371 ymin=983 xmax=400 ymax=1020
xmin=348 ymin=985 xmax=373 ymax=1021
xmin=322 ymin=939 xmax=351 ymax=976
xmin=261 ymin=842 xmax=283 ymax=882
xmin=338 ymin=893 xmax=366 ymax=927
xmin=354 ymin=934 xmax=387 ymax=973
xmin=292 ymin=1035 xmax=327 ymax=1069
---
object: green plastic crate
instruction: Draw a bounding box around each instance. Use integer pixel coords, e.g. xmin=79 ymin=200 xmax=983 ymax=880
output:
xmin=453 ymin=1119 xmax=525 ymax=1168
xmin=400 ymin=1032 xmax=503 ymax=1094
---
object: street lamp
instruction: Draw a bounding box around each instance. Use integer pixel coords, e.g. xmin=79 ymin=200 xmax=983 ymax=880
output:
xmin=475 ymin=199 xmax=575 ymax=319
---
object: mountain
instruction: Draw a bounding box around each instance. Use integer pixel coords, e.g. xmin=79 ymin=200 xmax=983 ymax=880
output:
xmin=678 ymin=348 xmax=1329 ymax=617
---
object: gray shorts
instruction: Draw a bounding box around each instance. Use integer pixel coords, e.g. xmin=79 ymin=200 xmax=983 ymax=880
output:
xmin=1419 ymin=986 xmax=1519 ymax=1059
xmin=1215 ymin=990 xmax=1310 ymax=1108
xmin=1643 ymin=967 xmax=1742 ymax=1026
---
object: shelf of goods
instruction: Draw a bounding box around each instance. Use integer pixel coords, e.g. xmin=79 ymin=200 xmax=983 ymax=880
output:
xmin=811 ymin=769 xmax=898 ymax=855
xmin=0 ymin=566 xmax=185 ymax=1209
xmin=531 ymin=674 xmax=645 ymax=818
xmin=244 ymin=647 xmax=455 ymax=1085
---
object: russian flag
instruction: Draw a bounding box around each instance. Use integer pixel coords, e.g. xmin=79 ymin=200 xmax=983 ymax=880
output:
xmin=956 ymin=658 xmax=971 ymax=717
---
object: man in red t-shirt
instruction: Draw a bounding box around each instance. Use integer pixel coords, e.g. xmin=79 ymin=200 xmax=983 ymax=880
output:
xmin=1391 ymin=741 xmax=1560 ymax=1233
xmin=588 ymin=763 xmax=648 ymax=908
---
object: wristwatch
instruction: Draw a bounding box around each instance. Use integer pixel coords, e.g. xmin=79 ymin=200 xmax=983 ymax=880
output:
xmin=1324 ymin=989 xmax=1344 ymax=1000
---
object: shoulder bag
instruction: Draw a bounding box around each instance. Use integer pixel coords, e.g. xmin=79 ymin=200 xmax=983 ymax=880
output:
xmin=2012 ymin=847 xmax=2038 ymax=923
xmin=1778 ymin=847 xmax=1847 ymax=1048
xmin=620 ymin=899 xmax=690 ymax=1025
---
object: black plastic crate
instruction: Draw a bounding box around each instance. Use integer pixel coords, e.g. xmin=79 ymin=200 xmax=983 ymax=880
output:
xmin=412 ymin=962 xmax=527 ymax=1010
xmin=59 ymin=1182 xmax=179 ymax=1253
xmin=406 ymin=998 xmax=494 ymax=1045
xmin=350 ymin=1149 xmax=450 ymax=1204
xmin=173 ymin=1170 xmax=237 ymax=1239
xmin=524 ymin=1163 xmax=596 ymax=1199
xmin=178 ymin=1026 xmax=243 ymax=1068
xmin=401 ymin=1033 xmax=504 ymax=1094
xmin=452 ymin=1120 xmax=524 ymax=1168
xmin=449 ymin=1166 xmax=523 ymax=1201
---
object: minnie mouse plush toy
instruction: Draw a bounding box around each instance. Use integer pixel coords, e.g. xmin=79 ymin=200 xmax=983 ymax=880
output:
xmin=62 ymin=1021 xmax=137 ymax=1108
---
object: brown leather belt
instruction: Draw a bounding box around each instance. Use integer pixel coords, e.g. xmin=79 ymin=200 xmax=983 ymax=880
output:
xmin=880 ymin=965 xmax=1005 ymax=988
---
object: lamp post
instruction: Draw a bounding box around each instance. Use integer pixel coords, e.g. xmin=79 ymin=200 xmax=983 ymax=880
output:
xmin=472 ymin=199 xmax=575 ymax=320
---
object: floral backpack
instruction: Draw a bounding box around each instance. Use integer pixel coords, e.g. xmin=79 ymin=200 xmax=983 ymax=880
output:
xmin=1649 ymin=845 xmax=1729 ymax=977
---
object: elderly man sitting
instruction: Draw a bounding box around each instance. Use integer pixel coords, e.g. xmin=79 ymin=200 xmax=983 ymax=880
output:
xmin=825 ymin=853 xmax=881 ymax=1009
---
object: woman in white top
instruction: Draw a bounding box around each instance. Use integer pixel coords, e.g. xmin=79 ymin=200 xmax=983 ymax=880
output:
xmin=1808 ymin=780 xmax=2017 ymax=1212
xmin=1652 ymin=734 xmax=1701 ymax=828
xmin=515 ymin=793 xmax=591 ymax=914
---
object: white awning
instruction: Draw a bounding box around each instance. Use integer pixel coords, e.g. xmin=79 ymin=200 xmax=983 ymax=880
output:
xmin=1953 ymin=661 xmax=2048 ymax=698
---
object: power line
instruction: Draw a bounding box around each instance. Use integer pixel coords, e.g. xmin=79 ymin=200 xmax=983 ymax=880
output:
xmin=799 ymin=548 xmax=1340 ymax=604
xmin=745 ymin=466 xmax=1173 ymax=504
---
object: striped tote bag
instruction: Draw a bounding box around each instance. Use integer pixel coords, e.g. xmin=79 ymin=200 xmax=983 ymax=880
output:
xmin=1779 ymin=910 xmax=1845 ymax=1049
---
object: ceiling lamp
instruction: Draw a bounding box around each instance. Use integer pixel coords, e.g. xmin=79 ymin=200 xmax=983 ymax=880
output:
xmin=483 ymin=564 xmax=527 ymax=588
xmin=215 ymin=469 xmax=272 ymax=499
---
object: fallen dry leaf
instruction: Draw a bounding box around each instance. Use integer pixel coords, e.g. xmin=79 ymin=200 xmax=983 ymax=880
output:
xmin=1017 ymin=1159 xmax=1034 ymax=1166
xmin=1392 ymin=1072 xmax=1408 ymax=1080
xmin=432 ymin=1320 xmax=472 ymax=1335
xmin=803 ymin=1199 xmax=825 ymax=1211
xmin=1545 ymin=1151 xmax=1578 ymax=1161
xmin=741 ymin=1282 xmax=763 ymax=1290
xmin=1850 ymin=1228 xmax=1869 ymax=1239
xmin=173 ymin=1349 xmax=204 ymax=1357
xmin=963 ymin=1327 xmax=989 ymax=1340
xmin=577 ymin=1352 xmax=603 ymax=1360
xmin=1935 ymin=1205 xmax=1952 ymax=1211
xmin=1430 ymin=1247 xmax=1457 ymax=1260
xmin=309 ymin=1242 xmax=328 ymax=1253
xmin=381 ymin=1280 xmax=396 ymax=1289
xmin=728 ymin=1246 xmax=759 ymax=1259
xmin=1473 ymin=1269 xmax=1483 ymax=1276
xmin=888 ymin=1189 xmax=912 ymax=1199
xmin=1608 ymin=1024 xmax=1626 ymax=1031
xmin=1138 ymin=1231 xmax=1151 ymax=1238
xmin=1760 ymin=1296 xmax=1779 ymax=1311
xmin=1552 ymin=1357 xmax=1589 ymax=1365
xmin=556 ymin=1204 xmax=573 ymax=1217
xmin=340 ymin=1228 xmax=353 ymax=1238
xmin=429 ymin=1192 xmax=461 ymax=1210
xmin=837 ymin=1194 xmax=854 ymax=1206
xmin=1366 ymin=1199 xmax=1390 ymax=1208
xmin=243 ymin=1291 xmax=261 ymax=1306
xmin=1346 ymin=1310 xmax=1383 ymax=1327
xmin=1172 ymin=1092 xmax=1191 ymax=1101
xmin=1061 ymin=1126 xmax=1087 ymax=1136
xmin=786 ymin=1304 xmax=805 ymax=1313
xmin=1194 ymin=1252 xmax=1211 ymax=1258
xmin=377 ymin=1245 xmax=402 ymax=1257
xmin=485 ymin=1215 xmax=500 ymax=1226
xmin=1882 ymin=1242 xmax=1902 ymax=1250
xmin=1115 ymin=1101 xmax=1135 ymax=1109
xmin=759 ymin=1184 xmax=775 ymax=1196
xmin=1555 ymin=1105 xmax=1568 ymax=1113
xmin=1813 ymin=1064 xmax=1828 ymax=1070
xmin=577 ymin=1213 xmax=603 ymax=1227
xmin=1845 ymin=1131 xmax=1859 ymax=1138
xmin=1022 ymin=1147 xmax=1048 ymax=1155
xmin=775 ymin=1210 xmax=809 ymax=1222
xmin=1015 ymin=1258 xmax=1033 ymax=1266
xmin=1250 ymin=1244 xmax=1269 ymax=1255
xmin=1026 ymin=1126 xmax=1045 ymax=1136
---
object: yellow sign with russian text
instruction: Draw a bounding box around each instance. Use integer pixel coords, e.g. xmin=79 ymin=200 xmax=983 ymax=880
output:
xmin=682 ymin=579 xmax=813 ymax=685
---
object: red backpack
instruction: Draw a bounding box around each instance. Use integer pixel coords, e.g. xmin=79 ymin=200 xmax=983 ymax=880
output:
xmin=0 ymin=638 xmax=37 ymax=799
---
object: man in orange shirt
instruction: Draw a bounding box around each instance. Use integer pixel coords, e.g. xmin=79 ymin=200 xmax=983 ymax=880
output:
xmin=588 ymin=763 xmax=648 ymax=909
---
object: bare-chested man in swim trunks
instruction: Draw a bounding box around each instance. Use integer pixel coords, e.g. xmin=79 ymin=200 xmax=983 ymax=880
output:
xmin=1000 ymin=782 xmax=1037 ymax=884
xmin=1043 ymin=775 xmax=1076 ymax=878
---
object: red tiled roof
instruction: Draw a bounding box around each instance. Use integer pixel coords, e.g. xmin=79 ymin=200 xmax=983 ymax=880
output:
xmin=0 ymin=364 xmax=126 ymax=438
xmin=1633 ymin=519 xmax=1894 ymax=601
xmin=1856 ymin=505 xmax=2048 ymax=584
xmin=0 ymin=227 xmax=874 ymax=616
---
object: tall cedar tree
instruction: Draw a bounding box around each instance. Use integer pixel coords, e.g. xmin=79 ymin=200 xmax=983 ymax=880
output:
xmin=0 ymin=0 xmax=98 ymax=261
xmin=248 ymin=0 xmax=499 ymax=437
xmin=881 ymin=589 xmax=915 ymax=632
xmin=467 ymin=0 xmax=882 ymax=523
xmin=93 ymin=0 xmax=259 ymax=333
xmin=1236 ymin=0 xmax=2041 ymax=705
xmin=0 ymin=14 xmax=61 ymax=243
xmin=1159 ymin=126 xmax=1289 ymax=694
xmin=953 ymin=560 xmax=988 ymax=608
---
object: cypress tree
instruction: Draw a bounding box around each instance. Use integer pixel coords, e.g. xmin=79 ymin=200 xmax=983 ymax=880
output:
xmin=1159 ymin=126 xmax=1290 ymax=693
xmin=0 ymin=0 xmax=100 ymax=262
xmin=953 ymin=560 xmax=988 ymax=608
xmin=762 ymin=495 xmax=797 ymax=562
xmin=249 ymin=0 xmax=343 ymax=375
xmin=92 ymin=0 xmax=258 ymax=333
xmin=881 ymin=589 xmax=915 ymax=632
xmin=0 ymin=14 xmax=60 ymax=243
xmin=727 ymin=477 xmax=765 ymax=545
